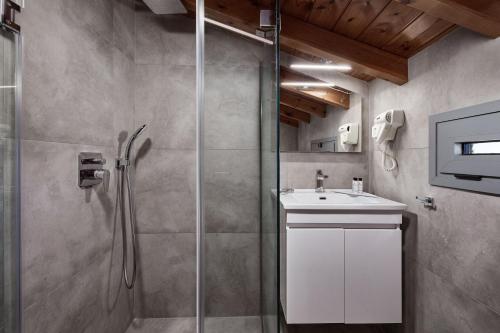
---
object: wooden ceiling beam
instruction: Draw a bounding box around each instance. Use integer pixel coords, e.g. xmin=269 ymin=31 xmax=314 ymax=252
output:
xmin=280 ymin=104 xmax=311 ymax=123
xmin=281 ymin=67 xmax=350 ymax=109
xmin=280 ymin=89 xmax=327 ymax=118
xmin=396 ymin=0 xmax=500 ymax=38
xmin=280 ymin=14 xmax=409 ymax=85
xmin=280 ymin=114 xmax=299 ymax=128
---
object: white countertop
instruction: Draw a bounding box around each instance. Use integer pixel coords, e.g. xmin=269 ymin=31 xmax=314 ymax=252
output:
xmin=278 ymin=189 xmax=407 ymax=211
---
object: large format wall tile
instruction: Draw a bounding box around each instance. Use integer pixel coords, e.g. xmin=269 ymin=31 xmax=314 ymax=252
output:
xmin=412 ymin=262 xmax=500 ymax=333
xmin=418 ymin=187 xmax=500 ymax=314
xmin=135 ymin=9 xmax=196 ymax=66
xmin=134 ymin=64 xmax=196 ymax=150
xmin=205 ymin=26 xmax=265 ymax=67
xmin=23 ymin=253 xmax=132 ymax=333
xmin=205 ymin=64 xmax=260 ymax=150
xmin=205 ymin=149 xmax=259 ymax=233
xmin=21 ymin=140 xmax=117 ymax=308
xmin=113 ymin=48 xmax=136 ymax=148
xmin=113 ymin=0 xmax=136 ymax=60
xmin=20 ymin=0 xmax=119 ymax=146
xmin=135 ymin=233 xmax=196 ymax=317
xmin=134 ymin=148 xmax=196 ymax=233
xmin=205 ymin=233 xmax=260 ymax=316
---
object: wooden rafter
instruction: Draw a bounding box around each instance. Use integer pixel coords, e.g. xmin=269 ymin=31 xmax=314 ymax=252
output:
xmin=396 ymin=0 xmax=500 ymax=38
xmin=280 ymin=104 xmax=311 ymax=123
xmin=280 ymin=14 xmax=409 ymax=85
xmin=280 ymin=114 xmax=299 ymax=128
xmin=280 ymin=67 xmax=350 ymax=109
xmin=280 ymin=89 xmax=327 ymax=118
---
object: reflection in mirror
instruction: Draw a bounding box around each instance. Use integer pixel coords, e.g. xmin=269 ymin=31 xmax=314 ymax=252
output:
xmin=280 ymin=93 xmax=362 ymax=153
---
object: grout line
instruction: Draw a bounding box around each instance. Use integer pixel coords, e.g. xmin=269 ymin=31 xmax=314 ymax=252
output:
xmin=21 ymin=138 xmax=113 ymax=149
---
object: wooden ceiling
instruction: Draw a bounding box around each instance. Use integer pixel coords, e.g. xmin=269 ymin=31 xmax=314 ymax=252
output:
xmin=183 ymin=0 xmax=500 ymax=85
xmin=282 ymin=0 xmax=455 ymax=60
xmin=181 ymin=0 xmax=500 ymax=126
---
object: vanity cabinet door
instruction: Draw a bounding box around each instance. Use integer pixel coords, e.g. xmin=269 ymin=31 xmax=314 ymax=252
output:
xmin=345 ymin=229 xmax=402 ymax=323
xmin=286 ymin=227 xmax=344 ymax=323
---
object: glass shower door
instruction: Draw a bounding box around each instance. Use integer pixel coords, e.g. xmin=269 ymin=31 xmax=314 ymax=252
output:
xmin=196 ymin=1 xmax=279 ymax=332
xmin=259 ymin=39 xmax=280 ymax=333
xmin=0 ymin=28 xmax=20 ymax=333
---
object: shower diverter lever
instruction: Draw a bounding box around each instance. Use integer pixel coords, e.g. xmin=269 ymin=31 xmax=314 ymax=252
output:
xmin=93 ymin=169 xmax=110 ymax=192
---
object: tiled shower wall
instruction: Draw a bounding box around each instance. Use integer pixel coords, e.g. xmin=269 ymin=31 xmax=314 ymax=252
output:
xmin=132 ymin=8 xmax=265 ymax=318
xmin=19 ymin=0 xmax=136 ymax=332
xmin=369 ymin=28 xmax=500 ymax=332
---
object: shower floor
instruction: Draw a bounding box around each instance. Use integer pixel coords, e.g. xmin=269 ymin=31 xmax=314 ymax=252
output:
xmin=125 ymin=316 xmax=262 ymax=333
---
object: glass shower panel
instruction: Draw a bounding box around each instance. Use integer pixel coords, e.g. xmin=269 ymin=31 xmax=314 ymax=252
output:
xmin=200 ymin=2 xmax=279 ymax=332
xmin=0 ymin=29 xmax=20 ymax=333
xmin=259 ymin=25 xmax=280 ymax=333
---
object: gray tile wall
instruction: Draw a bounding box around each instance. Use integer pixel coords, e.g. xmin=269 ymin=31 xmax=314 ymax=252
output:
xmin=132 ymin=9 xmax=264 ymax=318
xmin=368 ymin=28 xmax=500 ymax=332
xmin=19 ymin=0 xmax=136 ymax=332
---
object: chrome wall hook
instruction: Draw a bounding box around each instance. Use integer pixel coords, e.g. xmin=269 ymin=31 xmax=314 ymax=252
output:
xmin=416 ymin=196 xmax=435 ymax=209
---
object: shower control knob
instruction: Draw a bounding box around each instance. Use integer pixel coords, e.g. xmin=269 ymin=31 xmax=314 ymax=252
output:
xmin=94 ymin=169 xmax=110 ymax=193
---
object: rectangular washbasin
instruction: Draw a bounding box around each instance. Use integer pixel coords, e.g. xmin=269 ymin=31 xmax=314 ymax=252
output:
xmin=279 ymin=189 xmax=407 ymax=211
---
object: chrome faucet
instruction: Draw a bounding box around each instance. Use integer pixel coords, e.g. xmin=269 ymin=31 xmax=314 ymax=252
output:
xmin=315 ymin=170 xmax=328 ymax=193
xmin=280 ymin=188 xmax=294 ymax=194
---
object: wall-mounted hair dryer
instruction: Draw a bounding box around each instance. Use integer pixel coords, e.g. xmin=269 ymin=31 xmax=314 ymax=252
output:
xmin=338 ymin=122 xmax=359 ymax=145
xmin=372 ymin=110 xmax=405 ymax=172
xmin=371 ymin=110 xmax=405 ymax=144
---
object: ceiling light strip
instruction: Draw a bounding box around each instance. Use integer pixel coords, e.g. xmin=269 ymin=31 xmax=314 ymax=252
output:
xmin=281 ymin=82 xmax=335 ymax=87
xmin=290 ymin=64 xmax=352 ymax=71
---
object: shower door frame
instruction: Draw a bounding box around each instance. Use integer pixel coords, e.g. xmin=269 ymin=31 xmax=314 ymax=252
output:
xmin=0 ymin=22 xmax=23 ymax=333
xmin=195 ymin=1 xmax=205 ymax=333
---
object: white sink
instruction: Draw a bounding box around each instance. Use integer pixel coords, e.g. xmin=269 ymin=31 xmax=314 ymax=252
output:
xmin=279 ymin=189 xmax=407 ymax=211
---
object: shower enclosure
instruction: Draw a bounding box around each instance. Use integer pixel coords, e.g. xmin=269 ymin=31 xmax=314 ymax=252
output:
xmin=128 ymin=1 xmax=280 ymax=331
xmin=124 ymin=0 xmax=280 ymax=332
xmin=5 ymin=0 xmax=279 ymax=332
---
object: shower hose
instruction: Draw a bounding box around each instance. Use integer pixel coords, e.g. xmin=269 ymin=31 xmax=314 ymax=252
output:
xmin=121 ymin=163 xmax=137 ymax=289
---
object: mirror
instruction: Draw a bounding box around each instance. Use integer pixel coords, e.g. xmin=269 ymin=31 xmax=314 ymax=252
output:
xmin=280 ymin=93 xmax=362 ymax=153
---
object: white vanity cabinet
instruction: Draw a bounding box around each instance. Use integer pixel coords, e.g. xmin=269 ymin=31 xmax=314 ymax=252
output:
xmin=279 ymin=190 xmax=406 ymax=325
xmin=345 ymin=228 xmax=402 ymax=323
xmin=285 ymin=228 xmax=345 ymax=323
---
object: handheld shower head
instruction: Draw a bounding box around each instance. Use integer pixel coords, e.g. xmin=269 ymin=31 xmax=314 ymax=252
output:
xmin=118 ymin=124 xmax=147 ymax=289
xmin=124 ymin=124 xmax=147 ymax=161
